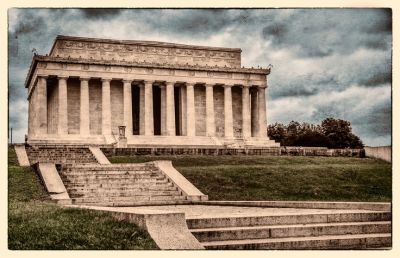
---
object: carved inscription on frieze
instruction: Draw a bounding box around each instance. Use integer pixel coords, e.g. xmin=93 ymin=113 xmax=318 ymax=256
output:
xmin=55 ymin=39 xmax=241 ymax=68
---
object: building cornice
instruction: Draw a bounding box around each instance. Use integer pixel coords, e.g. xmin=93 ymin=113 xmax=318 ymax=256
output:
xmin=25 ymin=55 xmax=270 ymax=88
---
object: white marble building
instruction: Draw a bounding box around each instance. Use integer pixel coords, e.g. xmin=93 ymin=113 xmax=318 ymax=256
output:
xmin=25 ymin=35 xmax=279 ymax=147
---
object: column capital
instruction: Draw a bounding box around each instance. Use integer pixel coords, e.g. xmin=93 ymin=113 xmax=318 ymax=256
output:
xmin=257 ymin=84 xmax=267 ymax=89
xmin=101 ymin=78 xmax=112 ymax=82
xmin=143 ymin=80 xmax=153 ymax=86
xmin=37 ymin=74 xmax=48 ymax=79
xmin=186 ymin=82 xmax=195 ymax=87
xmin=223 ymin=84 xmax=233 ymax=88
xmin=80 ymin=76 xmax=90 ymax=81
xmin=205 ymin=83 xmax=214 ymax=88
xmin=241 ymin=84 xmax=251 ymax=88
xmin=165 ymin=81 xmax=175 ymax=86
xmin=122 ymin=79 xmax=133 ymax=84
xmin=58 ymin=76 xmax=69 ymax=80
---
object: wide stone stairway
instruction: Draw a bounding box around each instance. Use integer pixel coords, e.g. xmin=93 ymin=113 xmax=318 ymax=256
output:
xmin=59 ymin=163 xmax=190 ymax=206
xmin=186 ymin=208 xmax=392 ymax=249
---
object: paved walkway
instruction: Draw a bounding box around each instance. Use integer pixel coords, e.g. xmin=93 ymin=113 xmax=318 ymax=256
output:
xmin=89 ymin=205 xmax=378 ymax=219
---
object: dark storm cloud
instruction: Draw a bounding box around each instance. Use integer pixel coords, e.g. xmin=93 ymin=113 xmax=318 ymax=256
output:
xmin=134 ymin=9 xmax=244 ymax=37
xmin=270 ymin=73 xmax=339 ymax=98
xmin=360 ymin=71 xmax=392 ymax=87
xmin=80 ymin=8 xmax=122 ymax=19
xmin=262 ymin=9 xmax=392 ymax=58
xmin=13 ymin=14 xmax=45 ymax=35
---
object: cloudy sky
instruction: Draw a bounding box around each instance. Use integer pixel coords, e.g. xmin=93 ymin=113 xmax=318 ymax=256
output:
xmin=8 ymin=8 xmax=392 ymax=146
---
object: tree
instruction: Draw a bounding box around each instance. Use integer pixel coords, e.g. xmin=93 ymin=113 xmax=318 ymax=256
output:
xmin=267 ymin=118 xmax=364 ymax=148
xmin=321 ymin=118 xmax=364 ymax=149
xmin=267 ymin=123 xmax=286 ymax=143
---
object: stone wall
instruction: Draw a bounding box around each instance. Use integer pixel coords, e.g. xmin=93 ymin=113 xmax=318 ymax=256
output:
xmin=100 ymin=146 xmax=365 ymax=157
xmin=67 ymin=78 xmax=81 ymax=134
xmin=111 ymin=81 xmax=124 ymax=135
xmin=365 ymin=146 xmax=391 ymax=163
xmin=89 ymin=80 xmax=102 ymax=135
xmin=213 ymin=86 xmax=225 ymax=137
xmin=26 ymin=146 xmax=98 ymax=164
xmin=280 ymin=146 xmax=365 ymax=157
xmin=232 ymin=86 xmax=243 ymax=138
xmin=194 ymin=85 xmax=206 ymax=136
xmin=101 ymin=147 xmax=281 ymax=156
xmin=47 ymin=80 xmax=59 ymax=134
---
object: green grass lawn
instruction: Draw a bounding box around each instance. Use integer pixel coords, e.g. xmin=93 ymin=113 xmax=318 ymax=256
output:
xmin=8 ymin=146 xmax=157 ymax=250
xmin=110 ymin=155 xmax=392 ymax=202
xmin=8 ymin=147 xmax=391 ymax=249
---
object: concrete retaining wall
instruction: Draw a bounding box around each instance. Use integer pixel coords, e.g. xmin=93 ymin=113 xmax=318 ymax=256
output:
xmin=365 ymin=146 xmax=391 ymax=163
xmin=100 ymin=146 xmax=364 ymax=157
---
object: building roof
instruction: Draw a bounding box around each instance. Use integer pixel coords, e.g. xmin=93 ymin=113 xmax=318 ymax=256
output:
xmin=49 ymin=35 xmax=242 ymax=56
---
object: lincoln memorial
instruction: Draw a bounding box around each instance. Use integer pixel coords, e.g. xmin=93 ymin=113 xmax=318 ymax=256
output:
xmin=25 ymin=35 xmax=279 ymax=148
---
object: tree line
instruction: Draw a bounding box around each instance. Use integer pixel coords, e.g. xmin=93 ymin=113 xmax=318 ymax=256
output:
xmin=267 ymin=118 xmax=364 ymax=149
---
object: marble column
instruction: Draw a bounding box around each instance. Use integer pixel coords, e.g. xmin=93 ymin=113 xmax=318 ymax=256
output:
xmin=224 ymin=84 xmax=234 ymax=138
xmin=160 ymin=85 xmax=166 ymax=135
xmin=144 ymin=80 xmax=154 ymax=136
xmin=251 ymin=87 xmax=259 ymax=137
xmin=79 ymin=77 xmax=90 ymax=135
xmin=166 ymin=82 xmax=176 ymax=136
xmin=241 ymin=85 xmax=251 ymax=138
xmin=57 ymin=76 xmax=68 ymax=135
xmin=123 ymin=79 xmax=133 ymax=136
xmin=258 ymin=86 xmax=267 ymax=138
xmin=37 ymin=75 xmax=48 ymax=134
xmin=101 ymin=78 xmax=112 ymax=135
xmin=205 ymin=84 xmax=215 ymax=136
xmin=180 ymin=86 xmax=187 ymax=136
xmin=186 ymin=82 xmax=196 ymax=137
xmin=139 ymin=84 xmax=145 ymax=135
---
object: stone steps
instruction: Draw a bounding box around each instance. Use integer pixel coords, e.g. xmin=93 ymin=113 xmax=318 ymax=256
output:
xmin=70 ymin=189 xmax=182 ymax=198
xmin=186 ymin=211 xmax=391 ymax=229
xmin=73 ymin=199 xmax=193 ymax=207
xmin=61 ymin=162 xmax=186 ymax=206
xmin=201 ymin=233 xmax=392 ymax=250
xmin=62 ymin=178 xmax=169 ymax=185
xmin=187 ymin=210 xmax=391 ymax=249
xmin=61 ymin=170 xmax=158 ymax=175
xmin=72 ymin=195 xmax=187 ymax=204
xmin=66 ymin=181 xmax=174 ymax=189
xmin=191 ymin=221 xmax=391 ymax=242
xmin=61 ymin=174 xmax=164 ymax=180
xmin=68 ymin=185 xmax=178 ymax=192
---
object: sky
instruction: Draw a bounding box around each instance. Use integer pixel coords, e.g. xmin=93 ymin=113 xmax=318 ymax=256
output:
xmin=8 ymin=8 xmax=392 ymax=146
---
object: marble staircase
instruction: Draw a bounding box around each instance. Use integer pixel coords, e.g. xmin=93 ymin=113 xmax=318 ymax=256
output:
xmin=188 ymin=210 xmax=392 ymax=249
xmin=59 ymin=163 xmax=191 ymax=206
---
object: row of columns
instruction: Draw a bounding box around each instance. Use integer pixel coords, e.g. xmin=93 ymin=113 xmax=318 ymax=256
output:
xmin=33 ymin=75 xmax=268 ymax=138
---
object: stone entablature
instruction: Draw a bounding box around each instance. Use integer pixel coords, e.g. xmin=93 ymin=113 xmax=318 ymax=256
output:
xmin=50 ymin=35 xmax=242 ymax=69
xmin=25 ymin=58 xmax=269 ymax=100
xmin=25 ymin=55 xmax=269 ymax=94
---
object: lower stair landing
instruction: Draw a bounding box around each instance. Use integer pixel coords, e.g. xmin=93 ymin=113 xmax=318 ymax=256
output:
xmin=97 ymin=204 xmax=391 ymax=250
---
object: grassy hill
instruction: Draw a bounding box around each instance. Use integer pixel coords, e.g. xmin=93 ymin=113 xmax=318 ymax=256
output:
xmin=110 ymin=155 xmax=392 ymax=202
xmin=8 ymin=147 xmax=391 ymax=249
xmin=8 ymin=146 xmax=157 ymax=250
